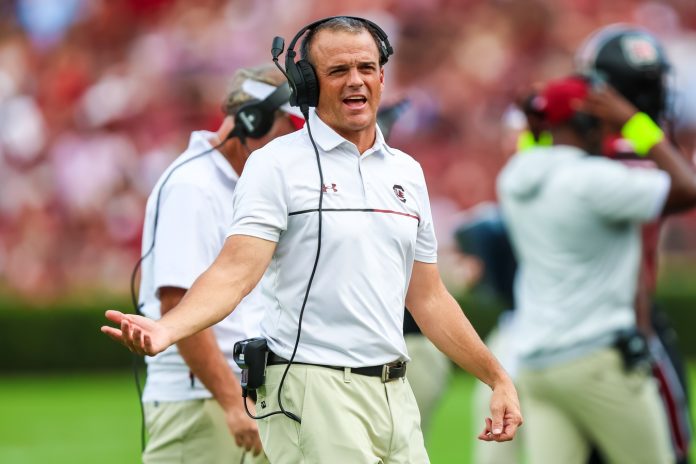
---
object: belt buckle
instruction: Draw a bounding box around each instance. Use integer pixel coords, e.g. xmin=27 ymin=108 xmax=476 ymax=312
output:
xmin=381 ymin=364 xmax=391 ymax=383
xmin=381 ymin=361 xmax=404 ymax=383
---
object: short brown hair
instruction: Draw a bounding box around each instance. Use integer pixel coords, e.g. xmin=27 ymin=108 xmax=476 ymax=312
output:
xmin=299 ymin=17 xmax=385 ymax=67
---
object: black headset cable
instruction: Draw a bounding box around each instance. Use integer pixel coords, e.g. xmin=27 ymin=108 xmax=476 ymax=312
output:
xmin=276 ymin=106 xmax=322 ymax=423
xmin=242 ymin=103 xmax=320 ymax=425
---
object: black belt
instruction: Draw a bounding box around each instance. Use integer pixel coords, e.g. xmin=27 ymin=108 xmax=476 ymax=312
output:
xmin=267 ymin=351 xmax=407 ymax=383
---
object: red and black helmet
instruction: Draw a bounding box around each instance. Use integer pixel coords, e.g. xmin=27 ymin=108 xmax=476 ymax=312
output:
xmin=576 ymin=24 xmax=671 ymax=123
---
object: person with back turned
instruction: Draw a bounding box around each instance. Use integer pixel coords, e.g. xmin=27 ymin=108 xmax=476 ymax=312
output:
xmin=576 ymin=25 xmax=693 ymax=463
xmin=498 ymin=74 xmax=696 ymax=464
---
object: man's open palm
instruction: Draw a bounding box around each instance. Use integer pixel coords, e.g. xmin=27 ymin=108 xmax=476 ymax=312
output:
xmin=101 ymin=310 xmax=171 ymax=356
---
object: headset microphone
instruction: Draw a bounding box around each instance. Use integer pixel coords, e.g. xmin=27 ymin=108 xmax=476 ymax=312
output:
xmin=271 ymin=36 xmax=285 ymax=61
xmin=271 ymin=36 xmax=306 ymax=118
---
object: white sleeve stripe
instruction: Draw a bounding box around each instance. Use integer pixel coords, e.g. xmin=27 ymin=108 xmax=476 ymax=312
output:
xmin=226 ymin=228 xmax=280 ymax=243
xmin=415 ymin=254 xmax=438 ymax=264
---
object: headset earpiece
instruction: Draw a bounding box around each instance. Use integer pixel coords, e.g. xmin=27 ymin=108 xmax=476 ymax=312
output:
xmin=285 ymin=48 xmax=319 ymax=109
xmin=295 ymin=60 xmax=319 ymax=108
xmin=234 ymin=99 xmax=274 ymax=141
xmin=227 ymin=82 xmax=292 ymax=142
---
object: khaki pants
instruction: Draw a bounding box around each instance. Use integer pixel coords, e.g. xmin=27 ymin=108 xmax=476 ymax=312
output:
xmin=256 ymin=363 xmax=430 ymax=463
xmin=404 ymin=334 xmax=451 ymax=435
xmin=143 ymin=398 xmax=269 ymax=464
xmin=518 ymin=348 xmax=675 ymax=464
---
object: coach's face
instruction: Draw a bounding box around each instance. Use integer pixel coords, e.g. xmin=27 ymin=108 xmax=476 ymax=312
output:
xmin=311 ymin=29 xmax=384 ymax=149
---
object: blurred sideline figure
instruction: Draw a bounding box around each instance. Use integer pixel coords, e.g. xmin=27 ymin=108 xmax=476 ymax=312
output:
xmin=576 ymin=25 xmax=693 ymax=463
xmin=498 ymin=71 xmax=696 ymax=463
xmin=137 ymin=65 xmax=302 ymax=464
xmin=458 ymin=115 xmax=605 ymax=464
xmin=456 ymin=185 xmax=612 ymax=464
xmin=471 ymin=24 xmax=693 ymax=464
xmin=378 ymin=99 xmax=453 ymax=436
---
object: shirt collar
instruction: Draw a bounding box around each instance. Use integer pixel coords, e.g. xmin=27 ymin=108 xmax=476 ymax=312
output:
xmin=306 ymin=109 xmax=395 ymax=156
xmin=189 ymin=130 xmax=239 ymax=181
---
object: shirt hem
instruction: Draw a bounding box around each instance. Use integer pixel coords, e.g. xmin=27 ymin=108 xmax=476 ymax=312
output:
xmin=227 ymin=228 xmax=280 ymax=243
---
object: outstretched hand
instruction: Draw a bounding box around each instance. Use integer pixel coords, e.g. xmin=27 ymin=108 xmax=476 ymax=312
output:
xmin=101 ymin=310 xmax=172 ymax=356
xmin=478 ymin=379 xmax=523 ymax=442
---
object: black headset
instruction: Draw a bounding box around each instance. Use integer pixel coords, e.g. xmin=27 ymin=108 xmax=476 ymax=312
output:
xmin=272 ymin=16 xmax=393 ymax=112
xmin=228 ymin=82 xmax=292 ymax=143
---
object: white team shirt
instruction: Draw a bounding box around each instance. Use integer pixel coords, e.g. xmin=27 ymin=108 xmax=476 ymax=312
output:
xmin=228 ymin=109 xmax=438 ymax=367
xmin=497 ymin=145 xmax=670 ymax=365
xmin=140 ymin=131 xmax=265 ymax=402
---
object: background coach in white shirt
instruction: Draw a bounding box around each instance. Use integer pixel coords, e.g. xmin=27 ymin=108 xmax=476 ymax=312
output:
xmin=137 ymin=65 xmax=301 ymax=464
xmin=104 ymin=16 xmax=522 ymax=464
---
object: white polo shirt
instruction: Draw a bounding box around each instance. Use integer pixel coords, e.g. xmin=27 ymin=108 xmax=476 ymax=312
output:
xmin=140 ymin=131 xmax=265 ymax=402
xmin=228 ymin=110 xmax=438 ymax=367
xmin=497 ymin=146 xmax=670 ymax=366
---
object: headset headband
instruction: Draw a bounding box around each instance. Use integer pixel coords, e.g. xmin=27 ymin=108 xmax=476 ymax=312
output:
xmin=253 ymin=81 xmax=291 ymax=115
xmin=286 ymin=16 xmax=393 ymax=65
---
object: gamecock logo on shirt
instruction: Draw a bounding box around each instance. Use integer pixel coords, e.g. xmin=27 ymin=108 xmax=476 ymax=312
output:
xmin=393 ymin=184 xmax=406 ymax=203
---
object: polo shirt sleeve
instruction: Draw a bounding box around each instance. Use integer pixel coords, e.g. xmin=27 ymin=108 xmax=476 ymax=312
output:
xmin=228 ymin=150 xmax=287 ymax=242
xmin=414 ymin=167 xmax=438 ymax=263
xmin=152 ymin=182 xmax=219 ymax=292
xmin=580 ymin=160 xmax=671 ymax=223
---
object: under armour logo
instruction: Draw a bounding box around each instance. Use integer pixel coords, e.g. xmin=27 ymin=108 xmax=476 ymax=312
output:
xmin=322 ymin=183 xmax=338 ymax=193
xmin=393 ymin=184 xmax=406 ymax=203
xmin=260 ymin=401 xmax=266 ymax=409
xmin=238 ymin=111 xmax=257 ymax=133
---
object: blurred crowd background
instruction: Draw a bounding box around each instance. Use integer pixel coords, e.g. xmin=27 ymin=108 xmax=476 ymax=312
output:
xmin=1 ymin=0 xmax=695 ymax=301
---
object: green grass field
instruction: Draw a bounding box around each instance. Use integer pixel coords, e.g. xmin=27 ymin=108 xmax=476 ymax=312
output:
xmin=0 ymin=372 xmax=142 ymax=463
xmin=0 ymin=368 xmax=693 ymax=463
